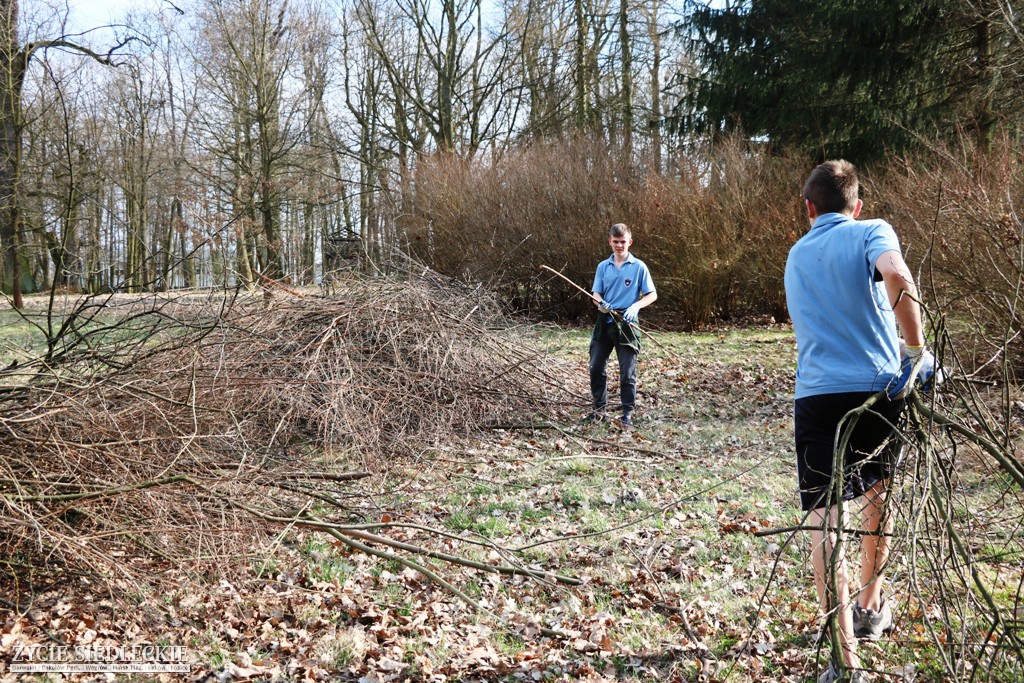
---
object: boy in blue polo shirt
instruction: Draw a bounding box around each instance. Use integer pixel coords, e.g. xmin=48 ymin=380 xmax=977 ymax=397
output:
xmin=785 ymin=160 xmax=936 ymax=683
xmin=588 ymin=223 xmax=657 ymax=426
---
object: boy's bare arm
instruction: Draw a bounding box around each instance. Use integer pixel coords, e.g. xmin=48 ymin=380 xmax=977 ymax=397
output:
xmin=875 ymin=250 xmax=925 ymax=347
xmin=634 ymin=290 xmax=658 ymax=310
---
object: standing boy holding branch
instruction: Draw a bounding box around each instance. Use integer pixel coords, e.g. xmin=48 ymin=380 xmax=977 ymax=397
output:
xmin=588 ymin=223 xmax=657 ymax=427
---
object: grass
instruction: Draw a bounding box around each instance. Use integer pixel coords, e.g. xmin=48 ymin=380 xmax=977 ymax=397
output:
xmin=0 ymin=309 xmax=48 ymax=365
xmin=4 ymin=308 xmax=1022 ymax=681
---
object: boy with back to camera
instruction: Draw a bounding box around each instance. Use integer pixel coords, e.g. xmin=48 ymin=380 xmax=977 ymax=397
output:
xmin=784 ymin=160 xmax=936 ymax=682
xmin=588 ymin=223 xmax=657 ymax=427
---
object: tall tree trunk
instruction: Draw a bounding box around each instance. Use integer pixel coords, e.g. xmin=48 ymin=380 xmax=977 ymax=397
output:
xmin=438 ymin=0 xmax=457 ymax=151
xmin=647 ymin=0 xmax=662 ymax=174
xmin=972 ymin=4 xmax=994 ymax=148
xmin=87 ymin=186 xmax=102 ymax=292
xmin=618 ymin=0 xmax=633 ymax=158
xmin=573 ymin=0 xmax=589 ymax=130
xmin=0 ymin=0 xmax=25 ymax=305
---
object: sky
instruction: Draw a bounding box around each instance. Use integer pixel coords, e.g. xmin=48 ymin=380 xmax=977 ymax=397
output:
xmin=66 ymin=0 xmax=151 ymax=28
xmin=24 ymin=0 xmax=160 ymax=39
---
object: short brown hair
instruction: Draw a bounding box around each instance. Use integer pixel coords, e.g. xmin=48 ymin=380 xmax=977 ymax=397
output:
xmin=609 ymin=223 xmax=631 ymax=237
xmin=803 ymin=160 xmax=859 ymax=215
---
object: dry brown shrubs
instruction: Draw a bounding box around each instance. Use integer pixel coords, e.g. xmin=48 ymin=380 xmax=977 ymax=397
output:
xmin=0 ymin=270 xmax=578 ymax=586
xmin=399 ymin=136 xmax=805 ymax=326
xmin=868 ymin=135 xmax=1024 ymax=373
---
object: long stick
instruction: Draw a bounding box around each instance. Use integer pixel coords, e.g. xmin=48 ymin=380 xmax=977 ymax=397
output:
xmin=539 ymin=264 xmax=667 ymax=350
xmin=540 ymin=264 xmax=601 ymax=303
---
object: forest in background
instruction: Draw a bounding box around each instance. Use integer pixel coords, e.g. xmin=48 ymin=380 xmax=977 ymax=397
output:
xmin=0 ymin=0 xmax=1021 ymax=330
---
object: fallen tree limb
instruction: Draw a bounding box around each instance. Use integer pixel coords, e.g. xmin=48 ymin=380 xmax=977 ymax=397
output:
xmin=230 ymin=501 xmax=580 ymax=586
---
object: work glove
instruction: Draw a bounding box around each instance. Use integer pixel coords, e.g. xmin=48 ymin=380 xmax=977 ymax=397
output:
xmin=888 ymin=345 xmax=940 ymax=400
xmin=595 ymin=298 xmax=611 ymax=314
xmin=623 ymin=303 xmax=641 ymax=323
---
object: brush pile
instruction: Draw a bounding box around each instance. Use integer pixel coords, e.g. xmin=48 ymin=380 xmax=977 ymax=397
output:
xmin=0 ymin=270 xmax=579 ymax=584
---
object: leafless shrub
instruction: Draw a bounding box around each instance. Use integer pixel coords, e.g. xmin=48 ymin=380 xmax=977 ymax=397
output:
xmin=871 ymin=134 xmax=1024 ymax=374
xmin=639 ymin=141 xmax=806 ymax=326
xmin=400 ymin=137 xmax=637 ymax=318
xmin=398 ymin=136 xmax=804 ymax=326
xmin=0 ymin=267 xmax=579 ymax=587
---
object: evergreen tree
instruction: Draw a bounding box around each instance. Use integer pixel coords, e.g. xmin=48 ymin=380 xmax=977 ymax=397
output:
xmin=674 ymin=0 xmax=1013 ymax=164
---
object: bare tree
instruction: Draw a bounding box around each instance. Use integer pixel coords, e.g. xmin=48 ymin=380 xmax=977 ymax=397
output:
xmin=0 ymin=0 xmax=132 ymax=305
xmin=190 ymin=0 xmax=311 ymax=290
xmin=617 ymin=0 xmax=633 ymax=156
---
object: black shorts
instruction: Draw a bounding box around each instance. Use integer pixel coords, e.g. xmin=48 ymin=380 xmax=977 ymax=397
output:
xmin=795 ymin=392 xmax=904 ymax=511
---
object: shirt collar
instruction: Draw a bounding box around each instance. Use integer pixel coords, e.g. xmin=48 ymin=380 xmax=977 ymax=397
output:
xmin=811 ymin=213 xmax=850 ymax=231
xmin=606 ymin=253 xmax=636 ymax=265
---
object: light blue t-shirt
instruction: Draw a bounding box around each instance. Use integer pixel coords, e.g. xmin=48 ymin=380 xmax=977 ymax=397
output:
xmin=592 ymin=254 xmax=656 ymax=312
xmin=784 ymin=213 xmax=903 ymax=399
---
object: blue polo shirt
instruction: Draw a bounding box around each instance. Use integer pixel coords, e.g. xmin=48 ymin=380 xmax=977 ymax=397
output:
xmin=784 ymin=213 xmax=903 ymax=399
xmin=592 ymin=253 xmax=656 ymax=311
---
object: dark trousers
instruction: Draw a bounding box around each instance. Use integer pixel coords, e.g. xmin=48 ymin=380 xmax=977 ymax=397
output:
xmin=589 ymin=316 xmax=640 ymax=415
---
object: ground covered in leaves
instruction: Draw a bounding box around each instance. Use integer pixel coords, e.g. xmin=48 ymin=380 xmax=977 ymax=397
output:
xmin=0 ymin=322 xmax=1016 ymax=682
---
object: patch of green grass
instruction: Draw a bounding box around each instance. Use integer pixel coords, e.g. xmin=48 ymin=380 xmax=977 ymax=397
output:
xmin=495 ymin=632 xmax=526 ymax=657
xmin=0 ymin=310 xmax=50 ymax=365
xmin=711 ymin=633 xmax=741 ymax=658
xmin=470 ymin=482 xmax=494 ymax=496
xmin=480 ymin=500 xmax=519 ymax=515
xmin=253 ymin=557 xmax=280 ymax=579
xmin=557 ymin=460 xmax=595 ymax=476
xmin=520 ymin=505 xmax=550 ymax=522
xmin=444 ymin=510 xmax=474 ymax=530
xmin=306 ymin=555 xmax=355 ymax=584
xmin=296 ymin=604 xmax=324 ymax=627
xmin=188 ymin=632 xmax=229 ymax=671
xmin=403 ymin=639 xmax=427 ymax=660
xmin=464 ymin=579 xmax=483 ymax=598
xmin=472 ymin=515 xmax=512 ymax=537
xmin=579 ymin=508 xmax=609 ymax=534
xmin=559 ymin=484 xmax=586 ymax=508
xmin=315 ymin=638 xmax=358 ymax=669
xmin=384 ymin=583 xmax=406 ymax=600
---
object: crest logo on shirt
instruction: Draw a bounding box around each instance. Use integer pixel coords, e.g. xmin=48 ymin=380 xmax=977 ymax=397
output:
xmin=624 ymin=278 xmax=633 ymax=287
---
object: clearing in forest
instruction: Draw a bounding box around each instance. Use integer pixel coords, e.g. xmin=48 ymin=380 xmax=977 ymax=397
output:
xmin=1 ymin=282 xmax=1021 ymax=682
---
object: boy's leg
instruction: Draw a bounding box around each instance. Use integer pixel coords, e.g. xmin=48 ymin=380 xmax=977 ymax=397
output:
xmin=615 ymin=343 xmax=639 ymax=418
xmin=796 ymin=394 xmax=867 ymax=671
xmin=858 ymin=479 xmax=891 ymax=612
xmin=588 ymin=329 xmax=614 ymax=411
xmin=810 ymin=503 xmax=860 ymax=669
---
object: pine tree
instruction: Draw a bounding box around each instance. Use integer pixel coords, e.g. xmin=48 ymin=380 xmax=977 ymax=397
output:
xmin=675 ymin=0 xmax=1013 ymax=163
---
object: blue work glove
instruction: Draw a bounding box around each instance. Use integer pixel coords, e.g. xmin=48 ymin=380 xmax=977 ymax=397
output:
xmin=623 ymin=303 xmax=641 ymax=323
xmin=888 ymin=345 xmax=939 ymax=400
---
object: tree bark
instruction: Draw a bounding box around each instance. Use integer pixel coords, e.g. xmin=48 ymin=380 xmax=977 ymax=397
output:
xmin=0 ymin=0 xmax=25 ymax=305
xmin=618 ymin=0 xmax=633 ymax=157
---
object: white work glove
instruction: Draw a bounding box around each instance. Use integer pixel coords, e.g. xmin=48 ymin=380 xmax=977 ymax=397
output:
xmin=888 ymin=345 xmax=940 ymax=400
xmin=623 ymin=303 xmax=641 ymax=323
xmin=595 ymin=297 xmax=611 ymax=314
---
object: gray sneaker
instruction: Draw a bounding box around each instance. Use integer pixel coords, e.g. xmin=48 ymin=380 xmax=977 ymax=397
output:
xmin=818 ymin=662 xmax=867 ymax=683
xmin=853 ymin=599 xmax=893 ymax=640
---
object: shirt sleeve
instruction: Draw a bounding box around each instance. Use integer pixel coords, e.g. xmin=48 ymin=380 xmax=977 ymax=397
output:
xmin=864 ymin=221 xmax=901 ymax=268
xmin=639 ymin=263 xmax=656 ymax=295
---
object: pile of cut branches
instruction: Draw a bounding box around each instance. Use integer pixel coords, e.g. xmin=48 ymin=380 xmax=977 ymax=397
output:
xmin=0 ymin=271 xmax=580 ymax=589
